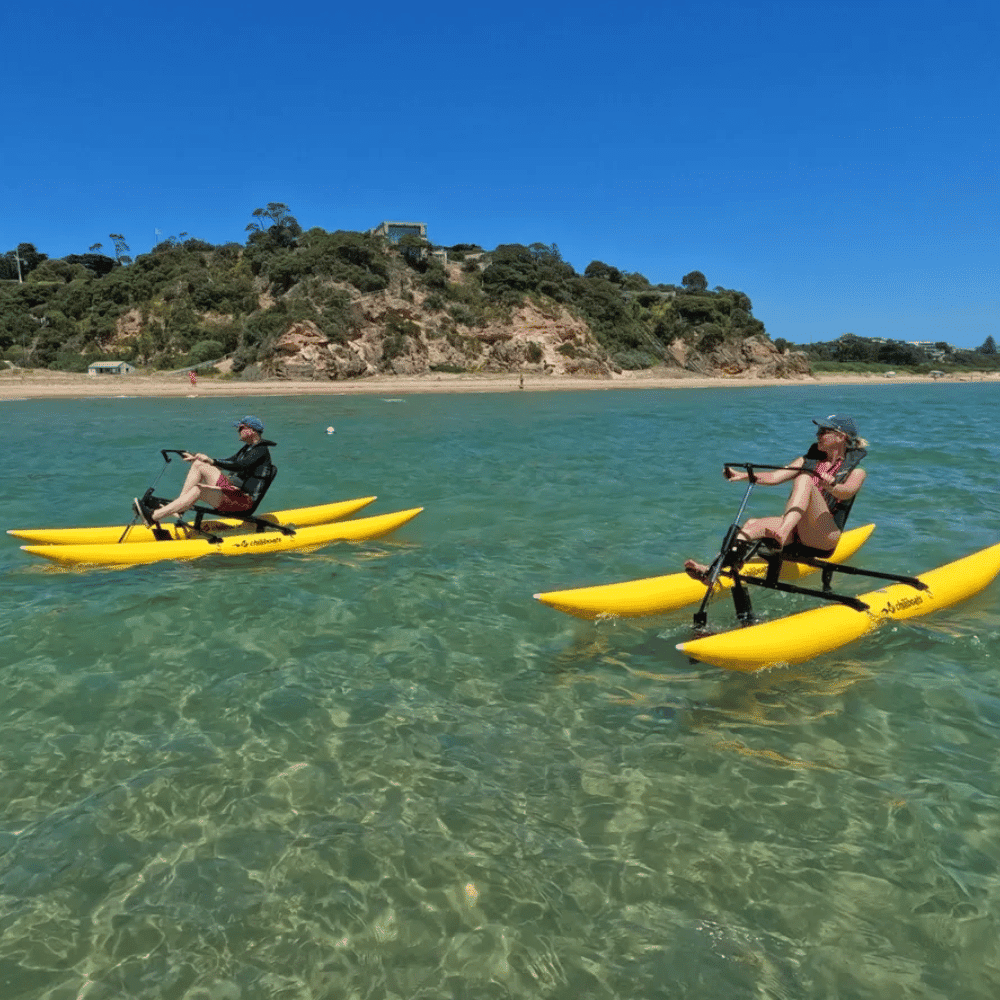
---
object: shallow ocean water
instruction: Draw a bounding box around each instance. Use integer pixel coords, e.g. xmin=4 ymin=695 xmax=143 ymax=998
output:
xmin=1 ymin=382 xmax=999 ymax=999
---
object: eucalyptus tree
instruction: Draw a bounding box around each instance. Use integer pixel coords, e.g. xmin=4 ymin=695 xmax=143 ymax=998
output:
xmin=681 ymin=270 xmax=708 ymax=292
xmin=108 ymin=234 xmax=132 ymax=266
xmin=245 ymin=203 xmax=302 ymax=250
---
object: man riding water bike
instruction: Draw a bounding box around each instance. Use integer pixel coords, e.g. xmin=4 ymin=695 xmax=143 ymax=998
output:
xmin=134 ymin=416 xmax=275 ymax=526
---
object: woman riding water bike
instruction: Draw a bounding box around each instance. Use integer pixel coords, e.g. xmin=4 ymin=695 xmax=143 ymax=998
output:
xmin=684 ymin=415 xmax=868 ymax=580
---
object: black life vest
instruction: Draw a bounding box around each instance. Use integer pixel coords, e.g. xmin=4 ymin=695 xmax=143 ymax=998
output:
xmin=215 ymin=439 xmax=277 ymax=502
xmin=800 ymin=442 xmax=867 ymax=531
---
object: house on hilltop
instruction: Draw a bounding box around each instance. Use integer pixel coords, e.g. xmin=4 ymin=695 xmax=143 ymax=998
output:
xmin=369 ymin=221 xmax=428 ymax=243
xmin=368 ymin=221 xmax=491 ymax=267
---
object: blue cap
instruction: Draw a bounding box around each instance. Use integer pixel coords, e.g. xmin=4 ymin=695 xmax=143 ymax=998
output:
xmin=234 ymin=415 xmax=264 ymax=432
xmin=813 ymin=414 xmax=858 ymax=438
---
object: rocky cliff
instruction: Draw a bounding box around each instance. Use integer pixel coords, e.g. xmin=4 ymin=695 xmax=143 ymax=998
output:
xmin=260 ymin=265 xmax=807 ymax=381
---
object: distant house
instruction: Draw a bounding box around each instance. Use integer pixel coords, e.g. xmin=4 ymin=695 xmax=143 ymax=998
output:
xmin=907 ymin=340 xmax=951 ymax=360
xmin=368 ymin=221 xmax=428 ymax=243
xmin=88 ymin=361 xmax=135 ymax=376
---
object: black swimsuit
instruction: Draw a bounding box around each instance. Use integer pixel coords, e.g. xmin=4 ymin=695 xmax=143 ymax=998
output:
xmin=799 ymin=442 xmax=867 ymax=532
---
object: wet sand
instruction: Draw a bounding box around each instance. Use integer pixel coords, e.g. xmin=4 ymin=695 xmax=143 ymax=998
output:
xmin=1 ymin=367 xmax=996 ymax=400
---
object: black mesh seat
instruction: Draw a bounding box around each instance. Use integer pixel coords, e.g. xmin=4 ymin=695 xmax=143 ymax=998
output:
xmin=189 ymin=463 xmax=282 ymax=532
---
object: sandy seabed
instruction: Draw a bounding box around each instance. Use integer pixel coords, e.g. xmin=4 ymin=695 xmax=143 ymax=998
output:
xmin=1 ymin=367 xmax=997 ymax=401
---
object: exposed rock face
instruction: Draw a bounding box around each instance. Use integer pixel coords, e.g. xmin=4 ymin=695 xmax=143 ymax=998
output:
xmin=259 ymin=281 xmax=803 ymax=382
xmin=270 ymin=321 xmax=375 ymax=380
xmin=680 ymin=335 xmax=811 ymax=379
xmin=263 ymin=299 xmax=617 ymax=380
xmin=465 ymin=304 xmax=613 ymax=376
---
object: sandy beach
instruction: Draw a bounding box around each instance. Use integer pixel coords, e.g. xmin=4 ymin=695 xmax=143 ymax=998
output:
xmin=1 ymin=367 xmax=997 ymax=400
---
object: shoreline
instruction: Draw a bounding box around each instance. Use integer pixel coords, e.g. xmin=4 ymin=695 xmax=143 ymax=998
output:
xmin=1 ymin=368 xmax=997 ymax=400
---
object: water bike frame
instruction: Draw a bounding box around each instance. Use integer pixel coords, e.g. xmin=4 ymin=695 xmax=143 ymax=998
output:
xmin=128 ymin=449 xmax=295 ymax=545
xmin=692 ymin=463 xmax=928 ymax=630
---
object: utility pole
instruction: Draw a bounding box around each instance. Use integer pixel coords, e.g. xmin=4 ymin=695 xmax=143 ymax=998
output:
xmin=13 ymin=247 xmax=24 ymax=283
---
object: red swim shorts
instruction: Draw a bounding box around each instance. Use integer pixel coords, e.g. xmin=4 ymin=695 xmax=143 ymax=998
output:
xmin=214 ymin=473 xmax=254 ymax=513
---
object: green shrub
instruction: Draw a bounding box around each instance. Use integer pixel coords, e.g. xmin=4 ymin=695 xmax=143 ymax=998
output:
xmin=385 ymin=313 xmax=421 ymax=338
xmin=243 ymin=308 xmax=289 ymax=348
xmin=381 ymin=333 xmax=407 ymax=362
xmin=259 ymin=230 xmax=389 ymax=294
xmin=526 ymin=341 xmax=543 ymax=363
xmin=572 ymin=278 xmax=645 ymax=351
xmin=812 ymin=361 xmax=894 ymax=374
xmin=481 ymin=243 xmax=575 ymax=305
xmin=448 ymin=303 xmax=484 ymax=327
xmin=188 ymin=339 xmax=225 ymax=364
xmin=27 ymin=260 xmax=91 ymax=284
xmin=205 ymin=321 xmax=242 ymax=353
xmin=445 ymin=330 xmax=482 ymax=354
xmin=612 ymin=350 xmax=657 ymax=370
xmin=49 ymin=351 xmax=93 ymax=372
xmin=674 ymin=293 xmax=723 ymax=325
xmin=696 ymin=326 xmax=725 ymax=353
xmin=153 ymin=354 xmax=183 ymax=371
xmin=421 ymin=261 xmax=449 ymax=291
xmin=230 ymin=345 xmax=259 ymax=373
xmin=4 ymin=345 xmax=30 ymax=363
xmin=430 ymin=363 xmax=466 ymax=373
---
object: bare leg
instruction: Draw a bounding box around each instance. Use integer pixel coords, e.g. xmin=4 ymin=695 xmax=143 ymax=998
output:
xmin=683 ymin=478 xmax=842 ymax=578
xmin=151 ymin=461 xmax=224 ymax=520
xmin=684 ymin=500 xmax=839 ymax=580
xmin=764 ymin=478 xmax=839 ymax=550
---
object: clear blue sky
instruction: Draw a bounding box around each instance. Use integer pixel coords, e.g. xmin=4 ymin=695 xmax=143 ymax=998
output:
xmin=4 ymin=0 xmax=997 ymax=348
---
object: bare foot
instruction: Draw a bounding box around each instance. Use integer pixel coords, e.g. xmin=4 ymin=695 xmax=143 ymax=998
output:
xmin=684 ymin=559 xmax=710 ymax=582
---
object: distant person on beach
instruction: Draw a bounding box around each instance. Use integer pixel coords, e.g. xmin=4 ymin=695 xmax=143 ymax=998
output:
xmin=684 ymin=415 xmax=868 ymax=578
xmin=133 ymin=416 xmax=275 ymax=525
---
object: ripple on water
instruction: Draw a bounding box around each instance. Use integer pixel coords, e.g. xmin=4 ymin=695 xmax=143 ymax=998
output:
xmin=1 ymin=385 xmax=999 ymax=997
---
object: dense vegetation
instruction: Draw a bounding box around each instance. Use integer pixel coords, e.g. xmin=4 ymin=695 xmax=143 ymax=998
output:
xmin=471 ymin=250 xmax=767 ymax=369
xmin=0 ymin=212 xmax=392 ymax=372
xmin=780 ymin=333 xmax=1000 ymax=375
xmin=1 ymin=204 xmax=789 ymax=375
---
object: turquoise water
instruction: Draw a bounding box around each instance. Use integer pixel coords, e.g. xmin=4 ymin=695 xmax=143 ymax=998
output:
xmin=2 ymin=382 xmax=999 ymax=1000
